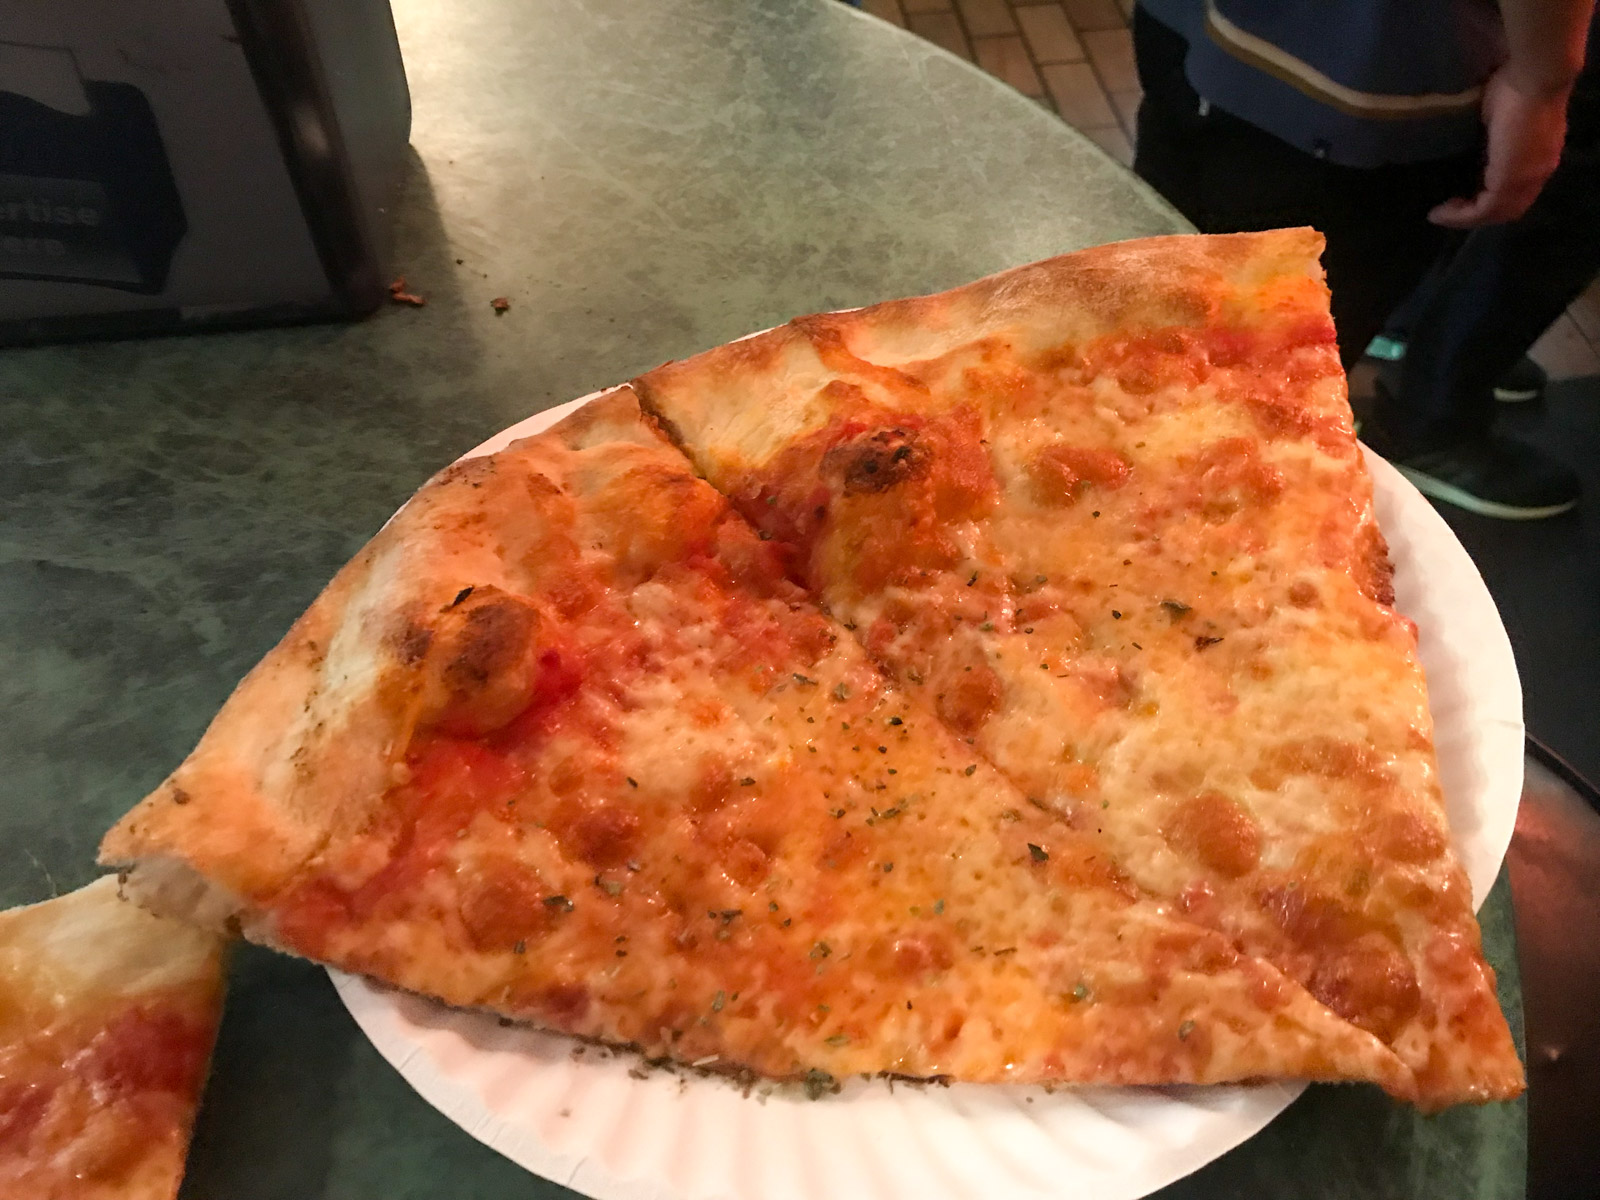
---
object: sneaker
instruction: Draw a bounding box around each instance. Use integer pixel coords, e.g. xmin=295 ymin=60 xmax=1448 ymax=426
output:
xmin=1492 ymin=355 xmax=1547 ymax=403
xmin=1378 ymin=435 xmax=1579 ymax=519
xmin=1361 ymin=337 xmax=1547 ymax=403
xmin=1364 ymin=334 xmax=1407 ymax=363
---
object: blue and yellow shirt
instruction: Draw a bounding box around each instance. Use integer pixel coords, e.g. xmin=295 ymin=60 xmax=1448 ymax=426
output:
xmin=1139 ymin=0 xmax=1505 ymax=166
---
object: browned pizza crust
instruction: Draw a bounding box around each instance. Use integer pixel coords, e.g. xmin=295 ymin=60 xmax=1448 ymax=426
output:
xmin=639 ymin=230 xmax=1332 ymax=464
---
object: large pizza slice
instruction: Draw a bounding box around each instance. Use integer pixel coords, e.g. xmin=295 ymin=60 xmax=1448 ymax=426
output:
xmin=0 ymin=876 xmax=225 ymax=1200
xmin=101 ymin=388 xmax=1414 ymax=1095
xmin=632 ymin=229 xmax=1522 ymax=1108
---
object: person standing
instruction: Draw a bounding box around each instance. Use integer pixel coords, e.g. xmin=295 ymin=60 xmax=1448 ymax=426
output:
xmin=1360 ymin=14 xmax=1599 ymax=519
xmin=1131 ymin=0 xmax=1595 ymax=515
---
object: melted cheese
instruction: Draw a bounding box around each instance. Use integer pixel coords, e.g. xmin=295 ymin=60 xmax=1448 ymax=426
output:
xmin=100 ymin=239 xmax=1521 ymax=1107
xmin=123 ymin=403 xmax=1413 ymax=1095
xmin=0 ymin=877 xmax=224 ymax=1200
xmin=635 ymin=232 xmax=1522 ymax=1107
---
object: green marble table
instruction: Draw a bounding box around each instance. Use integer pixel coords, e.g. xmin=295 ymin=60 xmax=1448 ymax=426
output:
xmin=0 ymin=0 xmax=1525 ymax=1195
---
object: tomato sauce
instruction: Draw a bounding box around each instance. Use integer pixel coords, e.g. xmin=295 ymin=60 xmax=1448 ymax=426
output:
xmin=270 ymin=517 xmax=861 ymax=965
xmin=0 ymin=995 xmax=214 ymax=1180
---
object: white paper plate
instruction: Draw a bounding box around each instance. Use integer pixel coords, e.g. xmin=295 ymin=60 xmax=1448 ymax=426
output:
xmin=333 ymin=396 xmax=1524 ymax=1200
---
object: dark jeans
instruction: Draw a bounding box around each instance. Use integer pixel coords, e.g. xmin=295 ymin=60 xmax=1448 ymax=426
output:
xmin=1130 ymin=7 xmax=1481 ymax=368
xmin=1379 ymin=18 xmax=1600 ymax=450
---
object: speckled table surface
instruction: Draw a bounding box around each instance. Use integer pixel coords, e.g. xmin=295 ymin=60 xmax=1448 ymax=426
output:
xmin=0 ymin=0 xmax=1525 ymax=1196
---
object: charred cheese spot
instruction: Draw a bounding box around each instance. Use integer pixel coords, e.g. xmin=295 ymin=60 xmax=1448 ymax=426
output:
xmin=1186 ymin=438 xmax=1284 ymax=517
xmin=1249 ymin=966 xmax=1293 ymax=1011
xmin=1287 ymin=579 xmax=1319 ymax=608
xmin=935 ymin=659 xmax=1004 ymax=736
xmin=525 ymin=982 xmax=592 ymax=1026
xmin=1239 ymin=390 xmax=1316 ymax=441
xmin=1027 ymin=445 xmax=1132 ymax=507
xmin=392 ymin=622 xmax=434 ymax=666
xmin=690 ymin=757 xmax=737 ymax=813
xmin=1163 ymin=791 xmax=1262 ymax=878
xmin=1082 ymin=327 xmax=1208 ymax=396
xmin=423 ymin=589 xmax=549 ymax=737
xmin=1307 ymin=935 xmax=1421 ymax=1042
xmin=593 ymin=463 xmax=728 ymax=580
xmin=1036 ymin=833 xmax=1137 ymax=898
xmin=1371 ymin=809 xmax=1448 ymax=864
xmin=457 ymin=861 xmax=554 ymax=952
xmin=442 ymin=599 xmax=533 ymax=691
xmin=1031 ymin=341 xmax=1080 ymax=374
xmin=892 ymin=409 xmax=995 ymax=519
xmin=741 ymin=407 xmax=1000 ymax=601
xmin=1259 ymin=884 xmax=1361 ymax=952
xmin=822 ymin=426 xmax=930 ymax=494
xmin=553 ymin=800 xmax=641 ymax=869
xmin=1356 ymin=522 xmax=1398 ymax=608
xmin=1254 ymin=879 xmax=1421 ymax=1040
xmin=1268 ymin=737 xmax=1395 ymax=793
xmin=720 ymin=837 xmax=773 ymax=887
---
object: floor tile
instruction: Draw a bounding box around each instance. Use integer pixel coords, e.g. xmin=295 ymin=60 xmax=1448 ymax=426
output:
xmin=901 ymin=0 xmax=953 ymax=14
xmin=974 ymin=34 xmax=1045 ymax=96
xmin=1569 ymin=278 xmax=1600 ymax=350
xmin=957 ymin=0 xmax=1017 ymax=36
xmin=1083 ymin=26 xmax=1137 ymax=93
xmin=1445 ymin=375 xmax=1600 ymax=788
xmin=1109 ymin=87 xmax=1142 ymax=136
xmin=1531 ymin=312 xmax=1600 ymax=380
xmin=907 ymin=10 xmax=974 ymax=59
xmin=859 ymin=0 xmax=907 ymax=27
xmin=1060 ymin=0 xmax=1127 ymax=33
xmin=1040 ymin=61 xmax=1118 ymax=127
xmin=1015 ymin=3 xmax=1084 ymax=63
xmin=1081 ymin=124 xmax=1135 ymax=166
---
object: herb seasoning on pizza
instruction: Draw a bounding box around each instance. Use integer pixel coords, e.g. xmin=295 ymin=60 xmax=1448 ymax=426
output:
xmin=633 ymin=229 xmax=1522 ymax=1108
xmin=102 ymin=388 xmax=1417 ymax=1097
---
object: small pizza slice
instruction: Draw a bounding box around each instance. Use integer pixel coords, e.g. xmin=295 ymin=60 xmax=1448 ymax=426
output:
xmin=633 ymin=230 xmax=1523 ymax=1108
xmin=0 ymin=876 xmax=225 ymax=1200
xmin=102 ymin=388 xmax=1413 ymax=1096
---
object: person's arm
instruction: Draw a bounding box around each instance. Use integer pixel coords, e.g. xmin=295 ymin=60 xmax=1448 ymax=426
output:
xmin=1429 ymin=0 xmax=1595 ymax=228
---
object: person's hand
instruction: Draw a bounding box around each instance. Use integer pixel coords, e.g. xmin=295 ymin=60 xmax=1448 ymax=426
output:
xmin=1428 ymin=64 xmax=1571 ymax=228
